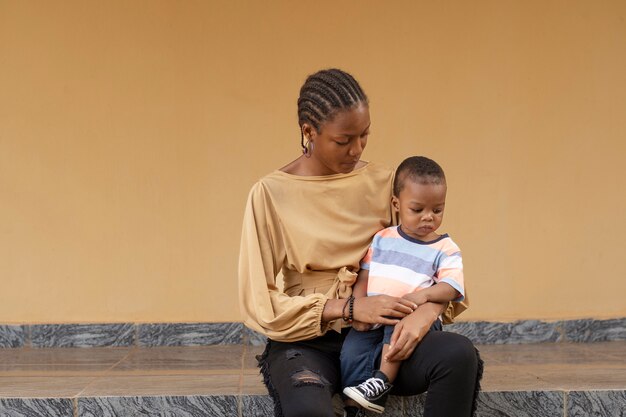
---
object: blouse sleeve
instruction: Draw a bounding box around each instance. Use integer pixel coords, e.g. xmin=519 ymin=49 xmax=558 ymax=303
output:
xmin=442 ymin=295 xmax=469 ymax=324
xmin=238 ymin=182 xmax=329 ymax=342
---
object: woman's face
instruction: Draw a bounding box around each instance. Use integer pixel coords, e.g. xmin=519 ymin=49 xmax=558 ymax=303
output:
xmin=303 ymin=103 xmax=370 ymax=175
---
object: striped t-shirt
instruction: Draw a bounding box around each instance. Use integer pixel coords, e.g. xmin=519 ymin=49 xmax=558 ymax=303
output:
xmin=361 ymin=226 xmax=465 ymax=301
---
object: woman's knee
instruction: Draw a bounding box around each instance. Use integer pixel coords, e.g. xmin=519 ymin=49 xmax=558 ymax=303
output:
xmin=278 ymin=384 xmax=336 ymax=417
xmin=259 ymin=346 xmax=336 ymax=416
xmin=422 ymin=331 xmax=479 ymax=378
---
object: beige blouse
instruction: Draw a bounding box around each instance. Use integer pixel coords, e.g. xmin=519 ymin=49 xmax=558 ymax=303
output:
xmin=238 ymin=162 xmax=467 ymax=342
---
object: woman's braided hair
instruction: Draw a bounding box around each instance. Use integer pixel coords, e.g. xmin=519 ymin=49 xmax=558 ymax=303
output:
xmin=297 ymin=69 xmax=368 ymax=152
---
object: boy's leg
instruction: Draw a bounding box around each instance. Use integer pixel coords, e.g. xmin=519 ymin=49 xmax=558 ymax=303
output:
xmin=342 ymin=326 xmax=394 ymax=413
xmin=378 ymin=319 xmax=443 ymax=383
xmin=340 ymin=327 xmax=385 ymax=411
xmin=379 ymin=324 xmax=400 ymax=381
xmin=258 ymin=334 xmax=343 ymax=417
xmin=339 ymin=327 xmax=385 ymax=388
xmin=379 ymin=343 xmax=401 ymax=382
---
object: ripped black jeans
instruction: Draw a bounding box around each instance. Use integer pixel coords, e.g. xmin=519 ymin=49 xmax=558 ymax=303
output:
xmin=257 ymin=327 xmax=483 ymax=417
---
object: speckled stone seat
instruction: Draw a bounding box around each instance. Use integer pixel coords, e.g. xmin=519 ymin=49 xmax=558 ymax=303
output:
xmin=0 ymin=321 xmax=624 ymax=416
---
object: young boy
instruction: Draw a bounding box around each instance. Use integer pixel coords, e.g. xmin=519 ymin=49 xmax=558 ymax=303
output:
xmin=341 ymin=156 xmax=465 ymax=416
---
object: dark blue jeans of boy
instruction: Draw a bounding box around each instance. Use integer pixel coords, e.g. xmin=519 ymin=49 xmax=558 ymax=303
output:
xmin=340 ymin=319 xmax=443 ymax=388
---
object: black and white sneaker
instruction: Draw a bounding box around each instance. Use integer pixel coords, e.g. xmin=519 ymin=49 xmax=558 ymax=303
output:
xmin=343 ymin=371 xmax=392 ymax=414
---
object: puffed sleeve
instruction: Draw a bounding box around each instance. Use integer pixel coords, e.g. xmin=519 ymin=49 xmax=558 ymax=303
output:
xmin=238 ymin=182 xmax=329 ymax=342
xmin=442 ymin=295 xmax=469 ymax=324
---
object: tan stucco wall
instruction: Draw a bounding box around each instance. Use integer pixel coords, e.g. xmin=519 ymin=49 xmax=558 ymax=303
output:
xmin=1 ymin=1 xmax=625 ymax=323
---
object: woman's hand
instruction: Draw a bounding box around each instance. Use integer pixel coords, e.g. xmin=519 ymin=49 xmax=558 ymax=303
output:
xmin=352 ymin=295 xmax=416 ymax=326
xmin=384 ymin=301 xmax=445 ymax=362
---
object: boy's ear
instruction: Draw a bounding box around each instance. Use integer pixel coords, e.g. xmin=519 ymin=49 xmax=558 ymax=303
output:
xmin=391 ymin=196 xmax=400 ymax=212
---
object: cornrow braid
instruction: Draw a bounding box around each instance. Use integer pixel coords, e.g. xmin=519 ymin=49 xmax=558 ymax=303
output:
xmin=297 ymin=69 xmax=368 ymax=151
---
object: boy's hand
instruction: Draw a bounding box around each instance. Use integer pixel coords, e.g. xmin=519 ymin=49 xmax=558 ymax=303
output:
xmin=403 ymin=292 xmax=427 ymax=306
xmin=351 ymin=320 xmax=372 ymax=332
xmin=385 ymin=301 xmax=445 ymax=362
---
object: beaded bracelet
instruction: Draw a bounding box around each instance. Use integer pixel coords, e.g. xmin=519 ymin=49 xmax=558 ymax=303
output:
xmin=342 ymin=295 xmax=355 ymax=323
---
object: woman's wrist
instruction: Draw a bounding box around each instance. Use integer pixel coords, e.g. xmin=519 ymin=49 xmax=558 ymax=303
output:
xmin=342 ymin=296 xmax=355 ymax=323
xmin=321 ymin=298 xmax=346 ymax=322
xmin=413 ymin=301 xmax=445 ymax=324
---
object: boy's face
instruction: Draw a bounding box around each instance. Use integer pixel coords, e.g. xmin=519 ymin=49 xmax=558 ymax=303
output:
xmin=392 ymin=179 xmax=447 ymax=241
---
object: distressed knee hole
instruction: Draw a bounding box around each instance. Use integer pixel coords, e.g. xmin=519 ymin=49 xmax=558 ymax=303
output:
xmin=290 ymin=368 xmax=329 ymax=388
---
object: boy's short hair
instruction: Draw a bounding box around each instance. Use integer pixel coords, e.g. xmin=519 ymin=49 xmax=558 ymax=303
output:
xmin=393 ymin=156 xmax=446 ymax=196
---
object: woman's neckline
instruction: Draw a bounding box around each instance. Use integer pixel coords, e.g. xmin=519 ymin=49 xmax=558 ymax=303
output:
xmin=274 ymin=160 xmax=371 ymax=180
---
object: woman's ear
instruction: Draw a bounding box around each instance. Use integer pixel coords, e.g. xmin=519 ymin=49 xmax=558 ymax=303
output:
xmin=391 ymin=195 xmax=400 ymax=212
xmin=301 ymin=123 xmax=316 ymax=141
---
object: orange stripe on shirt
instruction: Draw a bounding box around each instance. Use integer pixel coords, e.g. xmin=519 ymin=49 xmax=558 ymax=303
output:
xmin=367 ymin=275 xmax=425 ymax=298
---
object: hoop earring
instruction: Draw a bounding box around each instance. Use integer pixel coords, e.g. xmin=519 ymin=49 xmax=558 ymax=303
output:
xmin=301 ymin=132 xmax=313 ymax=158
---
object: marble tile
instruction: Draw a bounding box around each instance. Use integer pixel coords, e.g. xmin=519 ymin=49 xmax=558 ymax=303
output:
xmin=480 ymin=364 xmax=557 ymax=391
xmin=78 ymin=395 xmax=239 ymax=417
xmin=474 ymin=391 xmax=564 ymax=417
xmin=31 ymin=324 xmax=135 ymax=348
xmin=567 ymin=390 xmax=626 ymax=417
xmin=0 ymin=376 xmax=94 ymax=397
xmin=405 ymin=391 xmax=556 ymax=417
xmin=578 ymin=341 xmax=626 ymax=361
xmin=0 ymin=347 xmax=131 ymax=376
xmin=242 ymin=327 xmax=267 ymax=346
xmin=0 ymin=398 xmax=74 ymax=417
xmin=446 ymin=320 xmax=560 ymax=344
xmin=0 ymin=364 xmax=113 ymax=376
xmin=241 ymin=374 xmax=267 ymax=395
xmin=0 ymin=325 xmax=27 ymax=348
xmin=525 ymin=365 xmax=626 ymax=390
xmin=241 ymin=392 xmax=391 ymax=417
xmin=79 ymin=374 xmax=241 ymax=396
xmin=3 ymin=318 xmax=624 ymax=350
xmin=477 ymin=343 xmax=619 ymax=366
xmin=242 ymin=345 xmax=264 ymax=373
xmin=241 ymin=395 xmax=275 ymax=417
xmin=403 ymin=393 xmax=427 ymax=417
xmin=112 ymin=346 xmax=243 ymax=374
xmin=5 ymin=347 xmax=131 ymax=364
xmin=138 ymin=322 xmax=242 ymax=346
xmin=507 ymin=320 xmax=562 ymax=344
xmin=0 ymin=349 xmax=22 ymax=364
xmin=563 ymin=318 xmax=626 ymax=342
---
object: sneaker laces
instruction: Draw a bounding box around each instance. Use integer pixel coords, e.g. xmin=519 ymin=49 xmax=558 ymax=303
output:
xmin=358 ymin=377 xmax=387 ymax=396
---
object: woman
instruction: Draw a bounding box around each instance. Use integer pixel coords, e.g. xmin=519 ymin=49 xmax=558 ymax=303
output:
xmin=239 ymin=68 xmax=482 ymax=417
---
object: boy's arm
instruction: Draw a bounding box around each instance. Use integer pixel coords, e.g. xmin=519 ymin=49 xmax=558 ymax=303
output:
xmin=352 ymin=268 xmax=369 ymax=298
xmin=403 ymin=282 xmax=460 ymax=307
xmin=406 ymin=240 xmax=465 ymax=309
